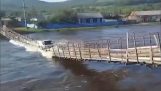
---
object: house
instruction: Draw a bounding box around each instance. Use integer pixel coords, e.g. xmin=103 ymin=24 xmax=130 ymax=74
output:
xmin=128 ymin=10 xmax=161 ymax=22
xmin=27 ymin=23 xmax=38 ymax=29
xmin=77 ymin=13 xmax=104 ymax=24
xmin=30 ymin=18 xmax=38 ymax=22
xmin=1 ymin=17 xmax=12 ymax=25
xmin=15 ymin=17 xmax=22 ymax=22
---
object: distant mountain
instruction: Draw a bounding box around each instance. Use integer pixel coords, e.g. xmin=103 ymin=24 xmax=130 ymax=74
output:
xmin=1 ymin=0 xmax=62 ymax=11
xmin=1 ymin=0 xmax=161 ymax=11
xmin=95 ymin=0 xmax=161 ymax=5
xmin=1 ymin=0 xmax=96 ymax=11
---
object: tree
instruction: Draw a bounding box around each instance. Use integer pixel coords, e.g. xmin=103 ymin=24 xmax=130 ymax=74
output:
xmin=50 ymin=9 xmax=77 ymax=23
xmin=0 ymin=11 xmax=5 ymax=18
xmin=9 ymin=11 xmax=21 ymax=17
xmin=28 ymin=6 xmax=38 ymax=18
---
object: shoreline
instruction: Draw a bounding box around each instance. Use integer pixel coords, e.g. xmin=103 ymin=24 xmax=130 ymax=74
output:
xmin=13 ymin=22 xmax=160 ymax=34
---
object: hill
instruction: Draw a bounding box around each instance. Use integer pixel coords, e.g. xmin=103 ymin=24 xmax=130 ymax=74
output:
xmin=96 ymin=0 xmax=161 ymax=5
xmin=1 ymin=0 xmax=96 ymax=11
xmin=1 ymin=0 xmax=161 ymax=18
xmin=1 ymin=0 xmax=161 ymax=11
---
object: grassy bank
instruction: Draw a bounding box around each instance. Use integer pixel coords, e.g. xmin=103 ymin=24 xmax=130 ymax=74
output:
xmin=13 ymin=27 xmax=102 ymax=34
xmin=53 ymin=27 xmax=103 ymax=32
xmin=14 ymin=27 xmax=43 ymax=34
xmin=13 ymin=22 xmax=160 ymax=34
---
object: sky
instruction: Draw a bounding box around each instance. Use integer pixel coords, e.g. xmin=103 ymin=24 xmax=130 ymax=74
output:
xmin=39 ymin=0 xmax=68 ymax=3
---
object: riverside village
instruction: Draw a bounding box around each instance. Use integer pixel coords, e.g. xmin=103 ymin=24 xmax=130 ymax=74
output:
xmin=0 ymin=0 xmax=161 ymax=91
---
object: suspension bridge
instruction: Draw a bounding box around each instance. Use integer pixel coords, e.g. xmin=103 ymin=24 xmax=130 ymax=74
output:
xmin=0 ymin=25 xmax=161 ymax=66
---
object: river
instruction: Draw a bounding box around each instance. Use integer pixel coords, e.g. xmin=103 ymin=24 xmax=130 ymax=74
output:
xmin=0 ymin=24 xmax=161 ymax=91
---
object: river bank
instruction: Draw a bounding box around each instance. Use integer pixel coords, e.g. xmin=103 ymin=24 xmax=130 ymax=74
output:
xmin=13 ymin=22 xmax=160 ymax=34
xmin=13 ymin=26 xmax=102 ymax=34
xmin=13 ymin=27 xmax=43 ymax=34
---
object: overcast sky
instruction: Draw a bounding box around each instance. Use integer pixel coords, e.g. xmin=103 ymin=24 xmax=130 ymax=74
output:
xmin=39 ymin=0 xmax=68 ymax=2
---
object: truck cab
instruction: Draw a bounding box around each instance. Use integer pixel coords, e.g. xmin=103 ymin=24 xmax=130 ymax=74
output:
xmin=37 ymin=40 xmax=53 ymax=49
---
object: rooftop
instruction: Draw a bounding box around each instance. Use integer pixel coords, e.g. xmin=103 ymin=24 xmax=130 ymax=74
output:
xmin=77 ymin=12 xmax=103 ymax=18
xmin=130 ymin=10 xmax=161 ymax=16
xmin=1 ymin=17 xmax=12 ymax=21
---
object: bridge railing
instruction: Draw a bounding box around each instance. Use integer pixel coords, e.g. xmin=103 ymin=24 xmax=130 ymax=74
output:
xmin=0 ymin=26 xmax=38 ymax=47
xmin=51 ymin=32 xmax=161 ymax=65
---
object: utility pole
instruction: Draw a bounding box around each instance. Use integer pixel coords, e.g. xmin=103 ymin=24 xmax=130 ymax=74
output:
xmin=0 ymin=0 xmax=2 ymax=18
xmin=22 ymin=0 xmax=27 ymax=29
xmin=0 ymin=0 xmax=2 ymax=26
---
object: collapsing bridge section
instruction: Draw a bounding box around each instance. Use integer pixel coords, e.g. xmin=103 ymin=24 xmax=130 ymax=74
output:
xmin=0 ymin=26 xmax=161 ymax=66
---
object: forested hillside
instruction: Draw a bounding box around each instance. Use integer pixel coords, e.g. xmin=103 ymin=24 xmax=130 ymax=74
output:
xmin=96 ymin=0 xmax=161 ymax=5
xmin=1 ymin=0 xmax=161 ymax=11
xmin=1 ymin=0 xmax=161 ymax=19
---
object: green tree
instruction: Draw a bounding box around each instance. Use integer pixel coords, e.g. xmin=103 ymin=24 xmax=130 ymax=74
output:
xmin=0 ymin=11 xmax=5 ymax=18
xmin=50 ymin=10 xmax=77 ymax=23
xmin=28 ymin=6 xmax=38 ymax=18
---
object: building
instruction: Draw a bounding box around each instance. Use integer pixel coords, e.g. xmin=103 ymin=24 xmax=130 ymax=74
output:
xmin=15 ymin=17 xmax=22 ymax=22
xmin=27 ymin=24 xmax=38 ymax=29
xmin=1 ymin=17 xmax=12 ymax=25
xmin=30 ymin=18 xmax=38 ymax=22
xmin=128 ymin=10 xmax=161 ymax=22
xmin=77 ymin=13 xmax=104 ymax=24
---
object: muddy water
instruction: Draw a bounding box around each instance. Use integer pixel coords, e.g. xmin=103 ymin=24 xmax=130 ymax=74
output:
xmin=0 ymin=24 xmax=161 ymax=91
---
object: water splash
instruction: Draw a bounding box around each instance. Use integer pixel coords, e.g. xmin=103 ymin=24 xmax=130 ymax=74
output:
xmin=9 ymin=39 xmax=69 ymax=59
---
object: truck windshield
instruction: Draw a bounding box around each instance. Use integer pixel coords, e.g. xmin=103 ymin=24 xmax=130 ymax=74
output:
xmin=43 ymin=41 xmax=52 ymax=45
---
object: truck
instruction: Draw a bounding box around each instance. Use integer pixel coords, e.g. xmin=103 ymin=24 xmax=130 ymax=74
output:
xmin=37 ymin=40 xmax=54 ymax=49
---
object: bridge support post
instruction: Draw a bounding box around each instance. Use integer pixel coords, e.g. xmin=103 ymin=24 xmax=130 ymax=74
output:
xmin=52 ymin=47 xmax=56 ymax=57
xmin=57 ymin=44 xmax=61 ymax=57
xmin=142 ymin=36 xmax=145 ymax=46
xmin=133 ymin=32 xmax=139 ymax=63
xmin=73 ymin=43 xmax=77 ymax=59
xmin=78 ymin=43 xmax=82 ymax=60
xmin=126 ymin=32 xmax=129 ymax=63
xmin=119 ymin=38 xmax=123 ymax=61
xmin=149 ymin=33 xmax=154 ymax=64
xmin=156 ymin=32 xmax=161 ymax=54
xmin=67 ymin=42 xmax=71 ymax=58
xmin=96 ymin=43 xmax=101 ymax=60
xmin=62 ymin=47 xmax=65 ymax=58
xmin=88 ymin=43 xmax=91 ymax=59
xmin=107 ymin=40 xmax=111 ymax=62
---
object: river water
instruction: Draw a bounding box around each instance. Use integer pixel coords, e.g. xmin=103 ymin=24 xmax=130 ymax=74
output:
xmin=0 ymin=24 xmax=161 ymax=91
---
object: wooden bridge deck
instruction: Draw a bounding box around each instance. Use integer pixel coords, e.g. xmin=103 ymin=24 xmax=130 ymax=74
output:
xmin=51 ymin=44 xmax=161 ymax=65
xmin=1 ymin=26 xmax=161 ymax=66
